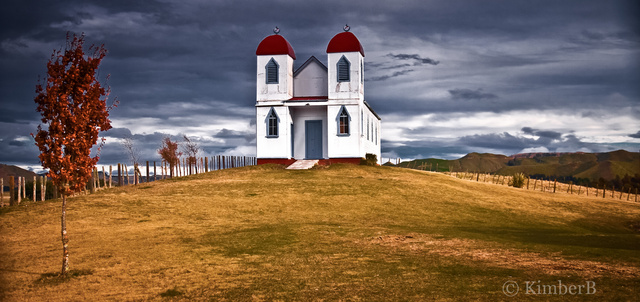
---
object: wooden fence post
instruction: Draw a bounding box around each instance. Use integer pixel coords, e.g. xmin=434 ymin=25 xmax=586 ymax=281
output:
xmin=17 ymin=177 xmax=22 ymax=204
xmin=109 ymin=165 xmax=113 ymax=188
xmin=553 ymin=180 xmax=557 ymax=193
xmin=1 ymin=178 xmax=3 ymax=207
xmin=40 ymin=176 xmax=44 ymax=201
xmin=33 ymin=176 xmax=37 ymax=202
xmin=95 ymin=168 xmax=99 ymax=190
xmin=205 ymin=157 xmax=209 ymax=173
xmin=22 ymin=177 xmax=26 ymax=199
xmin=154 ymin=161 xmax=157 ymax=181
xmin=602 ymin=185 xmax=606 ymax=198
xmin=90 ymin=169 xmax=96 ymax=193
xmin=9 ymin=176 xmax=15 ymax=206
xmin=627 ymin=187 xmax=631 ymax=201
xmin=146 ymin=161 xmax=150 ymax=183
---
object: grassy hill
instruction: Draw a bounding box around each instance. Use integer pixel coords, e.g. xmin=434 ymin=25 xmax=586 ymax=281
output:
xmin=1 ymin=165 xmax=639 ymax=300
xmin=398 ymin=150 xmax=640 ymax=183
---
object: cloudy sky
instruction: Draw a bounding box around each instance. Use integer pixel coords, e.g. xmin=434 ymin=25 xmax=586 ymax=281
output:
xmin=1 ymin=0 xmax=639 ymax=169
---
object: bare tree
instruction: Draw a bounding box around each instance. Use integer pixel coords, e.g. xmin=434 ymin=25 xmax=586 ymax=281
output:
xmin=121 ymin=136 xmax=139 ymax=165
xmin=121 ymin=136 xmax=141 ymax=184
xmin=182 ymin=135 xmax=200 ymax=175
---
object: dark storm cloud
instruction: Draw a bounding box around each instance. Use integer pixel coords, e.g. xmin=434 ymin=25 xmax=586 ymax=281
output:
xmin=366 ymin=53 xmax=438 ymax=82
xmin=386 ymin=53 xmax=440 ymax=66
xmin=1 ymin=0 xmax=639 ymax=165
xmin=215 ymin=129 xmax=253 ymax=141
xmin=456 ymin=131 xmax=609 ymax=155
xmin=368 ymin=69 xmax=414 ymax=82
xmin=521 ymin=127 xmax=563 ymax=140
xmin=629 ymin=131 xmax=640 ymax=139
xmin=448 ymin=89 xmax=499 ymax=101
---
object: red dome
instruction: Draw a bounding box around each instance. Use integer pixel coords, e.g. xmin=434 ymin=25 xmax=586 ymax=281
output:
xmin=326 ymin=32 xmax=364 ymax=56
xmin=256 ymin=35 xmax=296 ymax=59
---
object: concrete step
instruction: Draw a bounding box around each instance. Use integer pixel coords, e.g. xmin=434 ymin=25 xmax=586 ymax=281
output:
xmin=286 ymin=160 xmax=319 ymax=170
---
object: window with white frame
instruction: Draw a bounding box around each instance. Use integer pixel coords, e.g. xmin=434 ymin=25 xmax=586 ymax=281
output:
xmin=266 ymin=107 xmax=279 ymax=137
xmin=337 ymin=106 xmax=350 ymax=135
xmin=367 ymin=115 xmax=370 ymax=140
xmin=361 ymin=109 xmax=364 ymax=136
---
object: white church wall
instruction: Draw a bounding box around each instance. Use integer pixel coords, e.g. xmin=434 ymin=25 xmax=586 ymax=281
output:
xmin=293 ymin=60 xmax=328 ymax=97
xmin=256 ymin=106 xmax=292 ymax=159
xmin=327 ymin=104 xmax=361 ymax=158
xmin=327 ymin=52 xmax=364 ymax=101
xmin=257 ymin=54 xmax=294 ymax=101
xmin=359 ymin=107 xmax=382 ymax=164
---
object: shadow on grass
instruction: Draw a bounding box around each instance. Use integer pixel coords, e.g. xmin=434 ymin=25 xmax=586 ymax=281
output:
xmin=159 ymin=287 xmax=183 ymax=298
xmin=35 ymin=269 xmax=94 ymax=285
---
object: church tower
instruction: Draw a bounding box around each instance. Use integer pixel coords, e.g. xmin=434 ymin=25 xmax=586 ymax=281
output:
xmin=256 ymin=29 xmax=296 ymax=101
xmin=326 ymin=26 xmax=365 ymax=102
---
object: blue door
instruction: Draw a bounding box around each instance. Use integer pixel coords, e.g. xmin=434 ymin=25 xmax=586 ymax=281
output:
xmin=305 ymin=120 xmax=323 ymax=159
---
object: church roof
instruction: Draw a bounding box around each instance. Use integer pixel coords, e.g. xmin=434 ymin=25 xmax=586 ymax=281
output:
xmin=326 ymin=32 xmax=364 ymax=56
xmin=256 ymin=34 xmax=296 ymax=59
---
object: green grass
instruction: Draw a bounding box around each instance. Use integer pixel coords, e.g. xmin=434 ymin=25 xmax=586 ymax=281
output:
xmin=1 ymin=164 xmax=639 ymax=301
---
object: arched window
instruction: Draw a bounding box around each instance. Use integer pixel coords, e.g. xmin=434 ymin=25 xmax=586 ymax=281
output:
xmin=337 ymin=106 xmax=350 ymax=135
xmin=337 ymin=56 xmax=350 ymax=82
xmin=266 ymin=107 xmax=279 ymax=137
xmin=361 ymin=109 xmax=364 ymax=137
xmin=367 ymin=115 xmax=370 ymax=140
xmin=266 ymin=58 xmax=279 ymax=84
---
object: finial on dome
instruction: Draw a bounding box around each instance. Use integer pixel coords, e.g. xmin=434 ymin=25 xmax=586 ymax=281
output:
xmin=343 ymin=24 xmax=350 ymax=32
xmin=273 ymin=26 xmax=280 ymax=35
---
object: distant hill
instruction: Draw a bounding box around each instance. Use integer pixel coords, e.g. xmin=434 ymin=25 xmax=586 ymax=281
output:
xmin=0 ymin=164 xmax=39 ymax=189
xmin=396 ymin=150 xmax=640 ymax=183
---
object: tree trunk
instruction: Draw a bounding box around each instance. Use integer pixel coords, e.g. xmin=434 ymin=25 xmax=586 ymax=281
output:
xmin=61 ymin=194 xmax=70 ymax=275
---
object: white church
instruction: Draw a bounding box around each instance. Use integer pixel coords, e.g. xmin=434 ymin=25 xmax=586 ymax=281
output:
xmin=255 ymin=27 xmax=381 ymax=166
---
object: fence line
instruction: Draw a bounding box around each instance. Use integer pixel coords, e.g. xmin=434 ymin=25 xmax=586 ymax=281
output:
xmin=1 ymin=155 xmax=256 ymax=207
xmin=438 ymin=171 xmax=638 ymax=202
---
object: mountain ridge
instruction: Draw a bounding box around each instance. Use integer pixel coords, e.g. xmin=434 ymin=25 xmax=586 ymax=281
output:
xmin=395 ymin=150 xmax=640 ymax=185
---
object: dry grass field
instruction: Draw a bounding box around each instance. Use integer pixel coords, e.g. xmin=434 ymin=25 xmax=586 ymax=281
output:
xmin=1 ymin=164 xmax=639 ymax=301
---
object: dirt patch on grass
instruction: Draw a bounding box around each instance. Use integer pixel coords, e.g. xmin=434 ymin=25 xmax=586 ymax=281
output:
xmin=368 ymin=234 xmax=639 ymax=279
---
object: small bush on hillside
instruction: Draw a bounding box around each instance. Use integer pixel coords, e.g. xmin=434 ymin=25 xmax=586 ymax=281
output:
xmin=510 ymin=173 xmax=526 ymax=188
xmin=360 ymin=153 xmax=378 ymax=166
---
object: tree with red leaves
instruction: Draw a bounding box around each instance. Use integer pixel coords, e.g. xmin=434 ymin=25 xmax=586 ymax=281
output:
xmin=33 ymin=33 xmax=116 ymax=276
xmin=158 ymin=137 xmax=182 ymax=178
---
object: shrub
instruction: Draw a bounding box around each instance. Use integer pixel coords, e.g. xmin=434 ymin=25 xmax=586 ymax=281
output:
xmin=510 ymin=173 xmax=526 ymax=188
xmin=360 ymin=153 xmax=378 ymax=166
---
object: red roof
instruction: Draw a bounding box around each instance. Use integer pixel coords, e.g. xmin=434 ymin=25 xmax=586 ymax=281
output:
xmin=256 ymin=35 xmax=296 ymax=59
xmin=326 ymin=32 xmax=364 ymax=56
